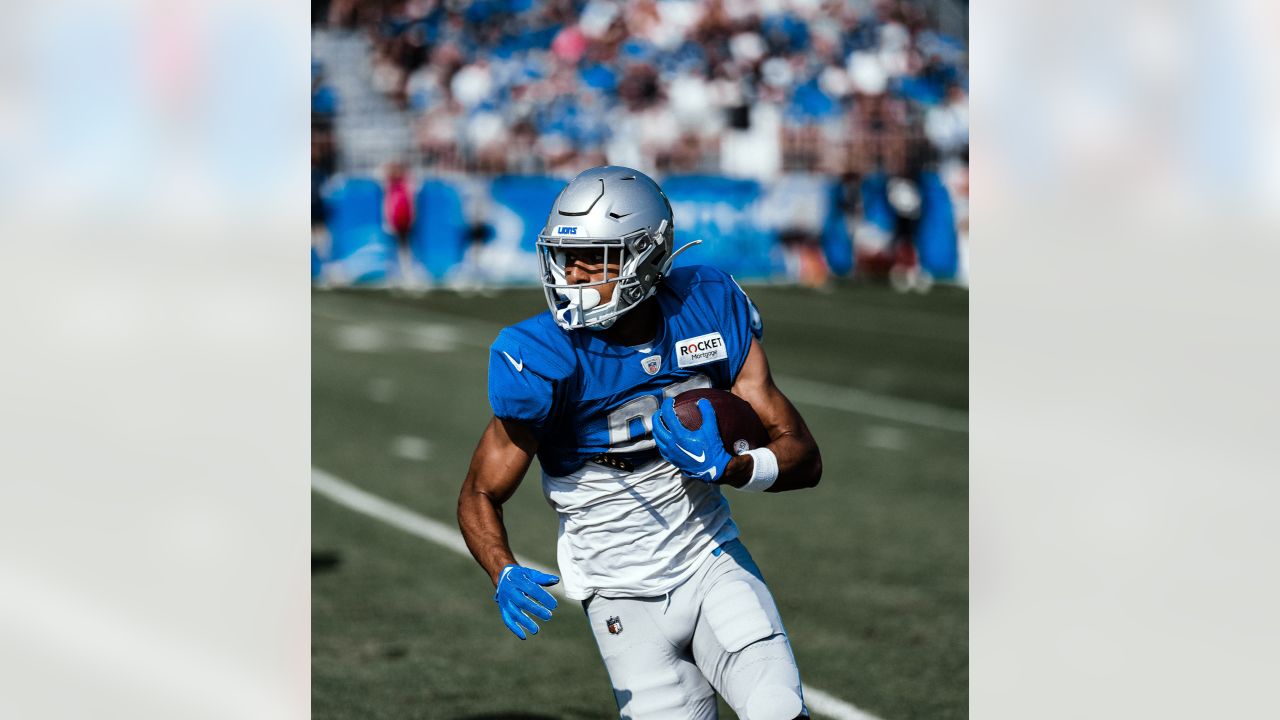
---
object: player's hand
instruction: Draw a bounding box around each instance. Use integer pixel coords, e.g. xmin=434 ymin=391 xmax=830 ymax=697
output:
xmin=493 ymin=564 xmax=559 ymax=640
xmin=652 ymin=397 xmax=734 ymax=483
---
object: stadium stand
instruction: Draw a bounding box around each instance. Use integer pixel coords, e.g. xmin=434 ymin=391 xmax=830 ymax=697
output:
xmin=311 ymin=0 xmax=968 ymax=288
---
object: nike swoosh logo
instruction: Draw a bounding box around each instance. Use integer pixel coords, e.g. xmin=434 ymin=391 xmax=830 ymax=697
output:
xmin=502 ymin=351 xmax=523 ymax=372
xmin=677 ymin=444 xmax=705 ymax=463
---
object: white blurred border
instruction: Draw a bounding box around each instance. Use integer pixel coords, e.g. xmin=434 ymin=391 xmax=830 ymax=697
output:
xmin=973 ymin=0 xmax=1280 ymax=717
xmin=0 ymin=1 xmax=307 ymax=718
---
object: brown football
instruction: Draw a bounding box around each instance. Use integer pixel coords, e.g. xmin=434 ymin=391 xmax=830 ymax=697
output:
xmin=672 ymin=388 xmax=770 ymax=456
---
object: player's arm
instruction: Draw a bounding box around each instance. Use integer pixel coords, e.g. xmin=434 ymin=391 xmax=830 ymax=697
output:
xmin=457 ymin=416 xmax=537 ymax=582
xmin=457 ymin=416 xmax=559 ymax=639
xmin=651 ymin=337 xmax=822 ymax=491
xmin=721 ymin=337 xmax=823 ymax=492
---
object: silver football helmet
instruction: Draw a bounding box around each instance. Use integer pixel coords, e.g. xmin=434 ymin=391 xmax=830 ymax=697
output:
xmin=537 ymin=166 xmax=699 ymax=330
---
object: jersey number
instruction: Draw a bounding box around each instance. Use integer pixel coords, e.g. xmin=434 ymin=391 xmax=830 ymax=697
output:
xmin=606 ymin=374 xmax=711 ymax=453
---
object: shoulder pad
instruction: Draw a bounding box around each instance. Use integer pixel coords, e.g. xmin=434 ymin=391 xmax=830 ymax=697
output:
xmin=492 ymin=313 xmax=576 ymax=381
xmin=663 ymin=264 xmax=729 ymax=293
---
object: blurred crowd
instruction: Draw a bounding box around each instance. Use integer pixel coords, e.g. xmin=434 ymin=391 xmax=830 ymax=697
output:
xmin=312 ymin=0 xmax=967 ymax=179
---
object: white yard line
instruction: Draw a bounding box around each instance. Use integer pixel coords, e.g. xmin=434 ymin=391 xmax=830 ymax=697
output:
xmin=311 ymin=467 xmax=559 ymax=583
xmin=314 ymin=304 xmax=968 ymax=434
xmin=775 ymin=375 xmax=968 ymax=433
xmin=804 ymin=687 xmax=884 ymax=720
xmin=311 ymin=467 xmax=884 ymax=720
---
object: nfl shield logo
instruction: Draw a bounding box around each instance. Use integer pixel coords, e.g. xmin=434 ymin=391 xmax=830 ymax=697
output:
xmin=641 ymin=355 xmax=662 ymax=375
xmin=606 ymin=616 xmax=623 ymax=635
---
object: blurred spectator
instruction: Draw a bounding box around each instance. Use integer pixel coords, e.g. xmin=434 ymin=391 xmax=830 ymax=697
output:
xmin=311 ymin=155 xmax=332 ymax=287
xmin=382 ymin=162 xmax=426 ymax=290
xmin=924 ymin=84 xmax=968 ymax=160
xmin=885 ymin=173 xmax=927 ymax=292
xmin=311 ymin=65 xmax=338 ymax=285
xmin=312 ymin=62 xmax=339 ymax=117
xmin=311 ymin=0 xmax=968 ymax=179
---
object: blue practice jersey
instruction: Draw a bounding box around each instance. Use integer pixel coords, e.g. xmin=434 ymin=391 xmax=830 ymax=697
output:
xmin=487 ymin=265 xmax=764 ymax=477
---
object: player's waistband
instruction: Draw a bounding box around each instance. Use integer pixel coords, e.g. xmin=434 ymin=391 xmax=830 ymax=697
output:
xmin=580 ymin=539 xmax=751 ymax=608
xmin=587 ymin=449 xmax=661 ymax=473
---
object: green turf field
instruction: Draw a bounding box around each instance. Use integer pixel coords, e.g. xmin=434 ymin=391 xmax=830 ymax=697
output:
xmin=312 ymin=282 xmax=968 ymax=720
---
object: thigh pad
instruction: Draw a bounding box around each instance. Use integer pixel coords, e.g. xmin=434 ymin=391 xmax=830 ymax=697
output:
xmin=703 ymin=579 xmax=782 ymax=653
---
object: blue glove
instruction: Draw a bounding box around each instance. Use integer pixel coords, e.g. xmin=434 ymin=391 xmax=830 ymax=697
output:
xmin=651 ymin=397 xmax=733 ymax=483
xmin=494 ymin=564 xmax=559 ymax=640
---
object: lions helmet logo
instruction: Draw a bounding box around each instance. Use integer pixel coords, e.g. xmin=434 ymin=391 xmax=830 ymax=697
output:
xmin=606 ymin=616 xmax=623 ymax=635
xmin=641 ymin=355 xmax=662 ymax=375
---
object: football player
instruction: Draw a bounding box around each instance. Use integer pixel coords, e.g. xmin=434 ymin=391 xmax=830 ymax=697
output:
xmin=457 ymin=166 xmax=823 ymax=720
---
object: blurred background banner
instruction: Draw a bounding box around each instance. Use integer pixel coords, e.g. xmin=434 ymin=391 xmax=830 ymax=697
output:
xmin=312 ymin=168 xmax=961 ymax=287
xmin=317 ymin=171 xmax=959 ymax=285
xmin=314 ymin=166 xmax=962 ymax=286
xmin=663 ymin=174 xmax=784 ymax=279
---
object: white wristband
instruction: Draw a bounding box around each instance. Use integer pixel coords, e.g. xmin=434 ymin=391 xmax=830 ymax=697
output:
xmin=740 ymin=447 xmax=778 ymax=492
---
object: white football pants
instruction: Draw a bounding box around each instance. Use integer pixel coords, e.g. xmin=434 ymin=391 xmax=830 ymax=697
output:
xmin=583 ymin=539 xmax=807 ymax=720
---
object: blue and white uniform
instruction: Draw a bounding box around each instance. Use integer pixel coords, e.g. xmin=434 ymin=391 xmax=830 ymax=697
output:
xmin=488 ymin=265 xmax=763 ymax=600
xmin=487 ymin=166 xmax=809 ymax=719
xmin=489 ymin=263 xmax=805 ymax=720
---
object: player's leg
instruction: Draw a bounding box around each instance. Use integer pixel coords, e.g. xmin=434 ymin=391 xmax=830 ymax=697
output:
xmin=691 ymin=540 xmax=808 ymax=720
xmin=584 ymin=594 xmax=717 ymax=719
